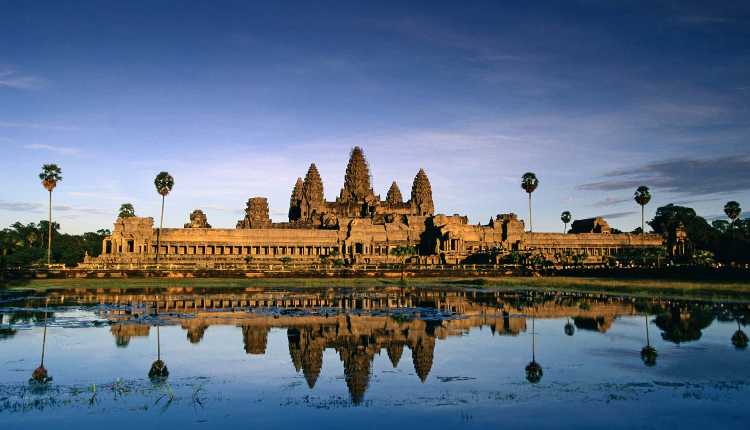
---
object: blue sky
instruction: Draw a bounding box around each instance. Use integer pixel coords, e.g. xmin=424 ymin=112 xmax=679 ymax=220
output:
xmin=1 ymin=0 xmax=749 ymax=234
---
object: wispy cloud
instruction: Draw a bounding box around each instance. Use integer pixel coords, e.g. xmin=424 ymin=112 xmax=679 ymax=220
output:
xmin=590 ymin=196 xmax=632 ymax=207
xmin=577 ymin=155 xmax=750 ymax=196
xmin=0 ymin=69 xmax=47 ymax=90
xmin=24 ymin=143 xmax=81 ymax=155
xmin=597 ymin=211 xmax=638 ymax=220
xmin=0 ymin=121 xmax=79 ymax=131
xmin=0 ymin=201 xmax=75 ymax=213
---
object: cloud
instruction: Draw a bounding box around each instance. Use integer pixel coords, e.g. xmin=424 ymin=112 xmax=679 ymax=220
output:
xmin=597 ymin=211 xmax=638 ymax=220
xmin=24 ymin=143 xmax=81 ymax=155
xmin=0 ymin=200 xmax=105 ymax=215
xmin=0 ymin=122 xmax=79 ymax=131
xmin=0 ymin=69 xmax=46 ymax=90
xmin=590 ymin=196 xmax=632 ymax=207
xmin=0 ymin=201 xmax=43 ymax=212
xmin=577 ymin=155 xmax=750 ymax=196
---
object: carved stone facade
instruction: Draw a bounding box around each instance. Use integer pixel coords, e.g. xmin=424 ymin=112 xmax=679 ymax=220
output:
xmin=184 ymin=209 xmax=211 ymax=229
xmin=237 ymin=197 xmax=271 ymax=229
xmin=85 ymin=146 xmax=663 ymax=268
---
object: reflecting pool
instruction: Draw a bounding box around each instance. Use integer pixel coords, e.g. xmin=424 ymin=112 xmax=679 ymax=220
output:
xmin=1 ymin=285 xmax=749 ymax=428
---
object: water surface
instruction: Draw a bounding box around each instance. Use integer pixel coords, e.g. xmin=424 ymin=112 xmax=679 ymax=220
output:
xmin=1 ymin=285 xmax=748 ymax=429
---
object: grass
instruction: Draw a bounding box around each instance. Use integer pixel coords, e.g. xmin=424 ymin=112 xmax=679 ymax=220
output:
xmin=2 ymin=275 xmax=750 ymax=301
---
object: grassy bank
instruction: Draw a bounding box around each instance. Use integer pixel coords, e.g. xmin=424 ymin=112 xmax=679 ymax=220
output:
xmin=3 ymin=275 xmax=750 ymax=301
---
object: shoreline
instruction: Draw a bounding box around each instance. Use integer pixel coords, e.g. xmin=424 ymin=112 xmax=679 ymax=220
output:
xmin=3 ymin=275 xmax=750 ymax=302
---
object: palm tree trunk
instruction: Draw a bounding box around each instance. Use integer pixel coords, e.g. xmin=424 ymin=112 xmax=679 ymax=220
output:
xmin=528 ymin=193 xmax=533 ymax=233
xmin=645 ymin=314 xmax=650 ymax=347
xmin=641 ymin=205 xmax=645 ymax=239
xmin=156 ymin=195 xmax=165 ymax=265
xmin=47 ymin=190 xmax=52 ymax=266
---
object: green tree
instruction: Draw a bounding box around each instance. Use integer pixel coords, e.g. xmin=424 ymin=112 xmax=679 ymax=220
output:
xmin=521 ymin=173 xmax=539 ymax=232
xmin=153 ymin=172 xmax=174 ymax=265
xmin=724 ymin=201 xmax=742 ymax=238
xmin=560 ymin=210 xmax=571 ymax=234
xmin=633 ymin=185 xmax=651 ymax=240
xmin=390 ymin=245 xmax=417 ymax=281
xmin=118 ymin=203 xmax=136 ymax=218
xmin=39 ymin=164 xmax=62 ymax=266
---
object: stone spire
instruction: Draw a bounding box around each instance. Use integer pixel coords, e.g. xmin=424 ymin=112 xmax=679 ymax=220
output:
xmin=410 ymin=336 xmax=435 ymax=383
xmin=242 ymin=326 xmax=269 ymax=355
xmin=303 ymin=164 xmax=324 ymax=204
xmin=410 ymin=168 xmax=434 ymax=216
xmin=386 ymin=342 xmax=404 ymax=368
xmin=288 ymin=177 xmax=303 ymax=222
xmin=301 ymin=163 xmax=325 ymax=220
xmin=385 ymin=181 xmax=403 ymax=205
xmin=341 ymin=146 xmax=372 ymax=202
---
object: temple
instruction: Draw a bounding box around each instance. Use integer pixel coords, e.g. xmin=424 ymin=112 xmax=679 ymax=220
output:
xmin=83 ymin=146 xmax=662 ymax=269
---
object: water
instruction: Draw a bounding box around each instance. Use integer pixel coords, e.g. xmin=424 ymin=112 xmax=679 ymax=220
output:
xmin=1 ymin=285 xmax=748 ymax=429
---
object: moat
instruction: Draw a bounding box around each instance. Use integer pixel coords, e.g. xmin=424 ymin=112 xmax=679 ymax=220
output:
xmin=1 ymin=284 xmax=748 ymax=429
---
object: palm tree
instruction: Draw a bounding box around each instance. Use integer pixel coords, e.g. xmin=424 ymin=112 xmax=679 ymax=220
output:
xmin=724 ymin=201 xmax=741 ymax=239
xmin=38 ymin=164 xmax=62 ymax=266
xmin=525 ymin=314 xmax=543 ymax=383
xmin=31 ymin=298 xmax=51 ymax=383
xmin=633 ymin=186 xmax=651 ymax=240
xmin=390 ymin=245 xmax=417 ymax=281
xmin=640 ymin=314 xmax=657 ymax=367
xmin=118 ymin=203 xmax=136 ymax=218
xmin=560 ymin=211 xmax=572 ymax=234
xmin=153 ymin=172 xmax=174 ymax=265
xmin=521 ymin=173 xmax=539 ymax=232
xmin=148 ymin=301 xmax=169 ymax=380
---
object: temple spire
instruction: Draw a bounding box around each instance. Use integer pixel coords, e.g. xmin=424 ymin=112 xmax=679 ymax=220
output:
xmin=410 ymin=168 xmax=434 ymax=216
xmin=386 ymin=181 xmax=403 ymax=205
xmin=288 ymin=177 xmax=304 ymax=222
xmin=341 ymin=146 xmax=372 ymax=202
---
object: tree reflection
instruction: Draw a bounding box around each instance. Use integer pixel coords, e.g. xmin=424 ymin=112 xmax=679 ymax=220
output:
xmin=731 ymin=319 xmax=748 ymax=349
xmin=31 ymin=299 xmax=52 ymax=384
xmin=655 ymin=305 xmax=714 ymax=344
xmin=564 ymin=317 xmax=575 ymax=336
xmin=148 ymin=302 xmax=169 ymax=380
xmin=640 ymin=314 xmax=657 ymax=367
xmin=525 ymin=315 xmax=543 ymax=383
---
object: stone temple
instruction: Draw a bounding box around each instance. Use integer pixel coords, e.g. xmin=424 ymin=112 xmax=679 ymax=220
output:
xmin=84 ymin=146 xmax=662 ymax=268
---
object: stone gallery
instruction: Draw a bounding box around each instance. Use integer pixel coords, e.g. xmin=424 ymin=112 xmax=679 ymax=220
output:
xmin=83 ymin=147 xmax=662 ymax=268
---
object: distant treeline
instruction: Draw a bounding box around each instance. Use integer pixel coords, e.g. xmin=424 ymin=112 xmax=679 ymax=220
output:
xmin=647 ymin=204 xmax=750 ymax=264
xmin=0 ymin=221 xmax=109 ymax=268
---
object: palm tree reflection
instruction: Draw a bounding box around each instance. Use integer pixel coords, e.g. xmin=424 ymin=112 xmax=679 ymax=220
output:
xmin=640 ymin=313 xmax=657 ymax=367
xmin=525 ymin=315 xmax=543 ymax=383
xmin=731 ymin=318 xmax=748 ymax=349
xmin=31 ymin=298 xmax=52 ymax=384
xmin=148 ymin=301 xmax=169 ymax=380
xmin=564 ymin=317 xmax=575 ymax=336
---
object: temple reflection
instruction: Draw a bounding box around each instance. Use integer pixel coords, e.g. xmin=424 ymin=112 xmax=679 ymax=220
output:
xmin=3 ymin=287 xmax=748 ymax=403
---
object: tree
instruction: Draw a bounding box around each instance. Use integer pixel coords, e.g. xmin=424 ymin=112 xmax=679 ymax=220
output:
xmin=724 ymin=201 xmax=742 ymax=238
xmin=118 ymin=203 xmax=136 ymax=218
xmin=390 ymin=245 xmax=417 ymax=281
xmin=560 ymin=210 xmax=571 ymax=234
xmin=521 ymin=173 xmax=539 ymax=232
xmin=633 ymin=186 xmax=651 ymax=240
xmin=153 ymin=172 xmax=174 ymax=265
xmin=39 ymin=164 xmax=62 ymax=266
